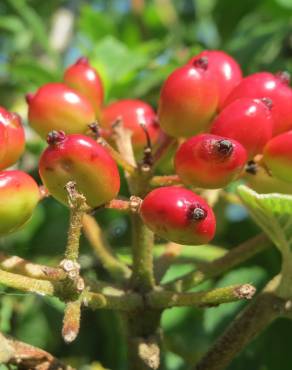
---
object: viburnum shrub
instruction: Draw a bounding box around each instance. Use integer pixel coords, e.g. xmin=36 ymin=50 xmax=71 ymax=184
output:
xmin=2 ymin=52 xmax=292 ymax=370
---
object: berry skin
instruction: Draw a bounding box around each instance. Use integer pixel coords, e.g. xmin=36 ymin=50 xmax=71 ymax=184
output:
xmin=39 ymin=132 xmax=120 ymax=207
xmin=263 ymin=131 xmax=292 ymax=183
xmin=175 ymin=134 xmax=247 ymax=189
xmin=64 ymin=57 xmax=104 ymax=118
xmin=189 ymin=50 xmax=242 ymax=109
xmin=210 ymin=98 xmax=273 ymax=158
xmin=140 ymin=186 xmax=216 ymax=245
xmin=27 ymin=83 xmax=96 ymax=139
xmin=0 ymin=107 xmax=25 ymax=170
xmin=101 ymin=99 xmax=160 ymax=152
xmin=223 ymin=72 xmax=292 ymax=135
xmin=244 ymin=161 xmax=292 ymax=194
xmin=158 ymin=62 xmax=218 ymax=138
xmin=0 ymin=170 xmax=40 ymax=236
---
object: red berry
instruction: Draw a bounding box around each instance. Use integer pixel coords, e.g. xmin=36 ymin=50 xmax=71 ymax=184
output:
xmin=263 ymin=131 xmax=292 ymax=183
xmin=158 ymin=62 xmax=218 ymax=138
xmin=39 ymin=132 xmax=120 ymax=207
xmin=27 ymin=83 xmax=96 ymax=139
xmin=101 ymin=99 xmax=160 ymax=152
xmin=189 ymin=50 xmax=242 ymax=109
xmin=210 ymin=98 xmax=273 ymax=158
xmin=0 ymin=107 xmax=25 ymax=169
xmin=140 ymin=186 xmax=216 ymax=245
xmin=175 ymin=134 xmax=247 ymax=188
xmin=0 ymin=170 xmax=40 ymax=235
xmin=64 ymin=57 xmax=104 ymax=118
xmin=223 ymin=72 xmax=292 ymax=135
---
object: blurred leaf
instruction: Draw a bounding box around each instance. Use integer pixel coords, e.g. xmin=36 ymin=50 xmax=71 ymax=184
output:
xmin=238 ymin=185 xmax=292 ymax=254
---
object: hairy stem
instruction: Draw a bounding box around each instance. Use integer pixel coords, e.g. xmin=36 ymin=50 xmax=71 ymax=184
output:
xmin=193 ymin=276 xmax=289 ymax=370
xmin=165 ymin=233 xmax=270 ymax=291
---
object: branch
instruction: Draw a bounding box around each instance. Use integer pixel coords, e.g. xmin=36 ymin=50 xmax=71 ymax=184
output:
xmin=0 ymin=331 xmax=74 ymax=369
xmin=83 ymin=290 xmax=143 ymax=311
xmin=164 ymin=233 xmax=271 ymax=291
xmin=147 ymin=284 xmax=256 ymax=309
xmin=82 ymin=214 xmax=131 ymax=281
xmin=193 ymin=276 xmax=290 ymax=370
xmin=0 ymin=253 xmax=66 ymax=281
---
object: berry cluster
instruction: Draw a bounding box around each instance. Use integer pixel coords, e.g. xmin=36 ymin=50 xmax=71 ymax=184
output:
xmin=2 ymin=51 xmax=292 ymax=247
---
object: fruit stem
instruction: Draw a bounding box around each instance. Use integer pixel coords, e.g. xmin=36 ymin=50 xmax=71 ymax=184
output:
xmin=82 ymin=214 xmax=132 ymax=281
xmin=164 ymin=233 xmax=271 ymax=291
xmin=112 ymin=117 xmax=137 ymax=167
xmin=147 ymin=284 xmax=256 ymax=309
xmin=193 ymin=276 xmax=288 ymax=370
xmin=152 ymin=133 xmax=176 ymax=169
xmin=150 ymin=174 xmax=182 ymax=187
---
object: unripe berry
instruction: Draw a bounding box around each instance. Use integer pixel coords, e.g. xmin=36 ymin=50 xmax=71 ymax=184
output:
xmin=223 ymin=72 xmax=292 ymax=135
xmin=140 ymin=186 xmax=216 ymax=245
xmin=210 ymin=98 xmax=273 ymax=158
xmin=188 ymin=50 xmax=242 ymax=109
xmin=263 ymin=131 xmax=292 ymax=183
xmin=64 ymin=57 xmax=104 ymax=118
xmin=101 ymin=99 xmax=160 ymax=152
xmin=0 ymin=170 xmax=40 ymax=235
xmin=27 ymin=83 xmax=96 ymax=139
xmin=244 ymin=161 xmax=292 ymax=194
xmin=175 ymin=134 xmax=247 ymax=189
xmin=39 ymin=132 xmax=120 ymax=207
xmin=0 ymin=107 xmax=25 ymax=169
xmin=158 ymin=62 xmax=218 ymax=138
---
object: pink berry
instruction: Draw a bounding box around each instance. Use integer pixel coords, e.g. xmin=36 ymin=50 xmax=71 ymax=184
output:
xmin=189 ymin=50 xmax=242 ymax=109
xmin=210 ymin=98 xmax=273 ymax=158
xmin=64 ymin=57 xmax=104 ymax=118
xmin=101 ymin=99 xmax=160 ymax=152
xmin=223 ymin=72 xmax=292 ymax=135
xmin=158 ymin=62 xmax=218 ymax=138
xmin=140 ymin=186 xmax=216 ymax=245
xmin=39 ymin=132 xmax=120 ymax=207
xmin=175 ymin=134 xmax=247 ymax=188
xmin=27 ymin=83 xmax=96 ymax=139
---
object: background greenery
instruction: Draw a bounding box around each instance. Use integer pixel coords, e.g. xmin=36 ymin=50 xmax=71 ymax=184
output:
xmin=0 ymin=0 xmax=292 ymax=369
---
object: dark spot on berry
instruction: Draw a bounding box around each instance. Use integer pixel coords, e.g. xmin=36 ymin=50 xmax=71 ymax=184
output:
xmin=187 ymin=204 xmax=207 ymax=221
xmin=215 ymin=139 xmax=233 ymax=157
xmin=45 ymin=166 xmax=54 ymax=172
xmin=60 ymin=159 xmax=73 ymax=172
xmin=47 ymin=131 xmax=66 ymax=146
xmin=193 ymin=57 xmax=208 ymax=70
xmin=261 ymin=97 xmax=273 ymax=110
xmin=245 ymin=160 xmax=258 ymax=175
xmin=90 ymin=153 xmax=99 ymax=161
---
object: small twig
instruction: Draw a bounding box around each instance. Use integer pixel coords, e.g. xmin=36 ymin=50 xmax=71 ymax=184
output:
xmin=193 ymin=276 xmax=290 ymax=370
xmin=164 ymin=233 xmax=271 ymax=292
xmin=62 ymin=299 xmax=82 ymax=343
xmin=0 ymin=331 xmax=74 ymax=369
xmin=147 ymin=284 xmax=256 ymax=309
xmin=83 ymin=290 xmax=143 ymax=311
xmin=112 ymin=117 xmax=137 ymax=167
xmin=82 ymin=214 xmax=131 ymax=281
xmin=104 ymin=198 xmax=132 ymax=212
xmin=150 ymin=174 xmax=182 ymax=187
xmin=152 ymin=132 xmax=176 ymax=169
xmin=0 ymin=253 xmax=66 ymax=281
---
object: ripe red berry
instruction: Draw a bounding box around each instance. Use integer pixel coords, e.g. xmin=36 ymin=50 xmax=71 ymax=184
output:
xmin=263 ymin=131 xmax=292 ymax=183
xmin=210 ymin=98 xmax=273 ymax=158
xmin=175 ymin=134 xmax=247 ymax=188
xmin=158 ymin=62 xmax=218 ymax=138
xmin=189 ymin=50 xmax=242 ymax=109
xmin=223 ymin=72 xmax=292 ymax=135
xmin=0 ymin=107 xmax=25 ymax=170
xmin=0 ymin=170 xmax=40 ymax=235
xmin=64 ymin=57 xmax=104 ymax=118
xmin=140 ymin=186 xmax=216 ymax=245
xmin=27 ymin=83 xmax=96 ymax=139
xmin=101 ymin=99 xmax=160 ymax=152
xmin=39 ymin=132 xmax=120 ymax=207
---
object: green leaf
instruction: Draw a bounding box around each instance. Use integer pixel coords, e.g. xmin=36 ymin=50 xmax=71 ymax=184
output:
xmin=237 ymin=185 xmax=292 ymax=253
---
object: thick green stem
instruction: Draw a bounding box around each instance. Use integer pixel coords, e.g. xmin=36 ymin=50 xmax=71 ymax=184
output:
xmin=131 ymin=214 xmax=155 ymax=292
xmin=165 ymin=233 xmax=270 ymax=291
